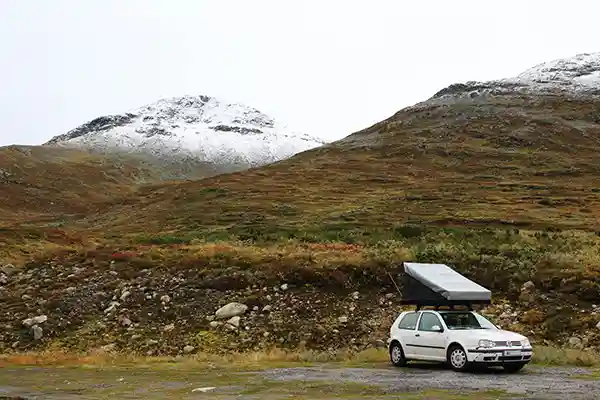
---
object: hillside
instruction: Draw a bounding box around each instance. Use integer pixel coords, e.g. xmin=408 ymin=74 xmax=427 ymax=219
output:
xmin=45 ymin=94 xmax=327 ymax=175
xmin=2 ymin=53 xmax=600 ymax=357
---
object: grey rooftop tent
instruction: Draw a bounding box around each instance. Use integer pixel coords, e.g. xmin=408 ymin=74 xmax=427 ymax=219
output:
xmin=399 ymin=262 xmax=491 ymax=307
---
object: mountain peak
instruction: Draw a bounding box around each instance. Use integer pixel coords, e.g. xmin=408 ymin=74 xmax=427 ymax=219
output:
xmin=507 ymin=52 xmax=600 ymax=91
xmin=429 ymin=52 xmax=600 ymax=101
xmin=45 ymin=94 xmax=326 ymax=169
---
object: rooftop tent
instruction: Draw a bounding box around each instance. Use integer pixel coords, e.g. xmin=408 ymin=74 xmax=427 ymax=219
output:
xmin=399 ymin=262 xmax=491 ymax=307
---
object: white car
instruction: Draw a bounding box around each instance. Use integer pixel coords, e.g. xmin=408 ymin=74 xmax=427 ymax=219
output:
xmin=387 ymin=309 xmax=533 ymax=373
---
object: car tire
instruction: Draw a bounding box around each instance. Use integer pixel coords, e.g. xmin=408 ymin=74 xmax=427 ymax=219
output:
xmin=503 ymin=362 xmax=526 ymax=373
xmin=389 ymin=341 xmax=407 ymax=367
xmin=447 ymin=344 xmax=470 ymax=372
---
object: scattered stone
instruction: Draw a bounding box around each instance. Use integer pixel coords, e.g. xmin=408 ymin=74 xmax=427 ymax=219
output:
xmin=21 ymin=294 xmax=32 ymax=301
xmin=521 ymin=281 xmax=535 ymax=292
xmin=280 ymin=283 xmax=289 ymax=291
xmin=183 ymin=345 xmax=195 ymax=354
xmin=160 ymin=295 xmax=171 ymax=304
xmin=351 ymin=291 xmax=360 ymax=300
xmin=65 ymin=287 xmax=76 ymax=295
xmin=209 ymin=321 xmax=220 ymax=328
xmin=163 ymin=323 xmax=175 ymax=332
xmin=226 ymin=316 xmax=241 ymax=329
xmin=119 ymin=316 xmax=132 ymax=327
xmin=262 ymin=305 xmax=272 ymax=312
xmin=568 ymin=336 xmax=583 ymax=348
xmin=120 ymin=291 xmax=131 ymax=301
xmin=0 ymin=264 xmax=16 ymax=276
xmin=101 ymin=343 xmax=117 ymax=353
xmin=31 ymin=325 xmax=43 ymax=340
xmin=192 ymin=387 xmax=216 ymax=393
xmin=0 ymin=274 xmax=7 ymax=285
xmin=104 ymin=302 xmax=119 ymax=315
xmin=338 ymin=316 xmax=348 ymax=324
xmin=22 ymin=315 xmax=47 ymax=328
xmin=215 ymin=302 xmax=248 ymax=319
xmin=596 ymin=320 xmax=600 ymax=330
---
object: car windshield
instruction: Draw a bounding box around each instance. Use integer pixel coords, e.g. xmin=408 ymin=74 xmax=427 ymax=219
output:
xmin=439 ymin=311 xmax=497 ymax=330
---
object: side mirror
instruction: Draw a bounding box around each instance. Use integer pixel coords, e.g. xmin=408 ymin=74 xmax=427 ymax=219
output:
xmin=431 ymin=325 xmax=443 ymax=332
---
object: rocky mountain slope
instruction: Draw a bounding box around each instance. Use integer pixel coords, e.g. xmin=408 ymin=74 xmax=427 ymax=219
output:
xmin=2 ymin=52 xmax=600 ymax=356
xmin=45 ymin=95 xmax=327 ymax=175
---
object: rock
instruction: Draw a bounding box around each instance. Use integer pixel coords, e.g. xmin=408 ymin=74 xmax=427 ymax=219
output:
xmin=215 ymin=302 xmax=248 ymax=319
xmin=120 ymin=291 xmax=131 ymax=301
xmin=192 ymin=387 xmax=216 ymax=393
xmin=163 ymin=323 xmax=175 ymax=332
xmin=21 ymin=294 xmax=32 ymax=301
xmin=22 ymin=315 xmax=47 ymax=327
xmin=521 ymin=281 xmax=535 ymax=292
xmin=119 ymin=316 xmax=132 ymax=327
xmin=280 ymin=284 xmax=289 ymax=291
xmin=209 ymin=321 xmax=220 ymax=328
xmin=183 ymin=345 xmax=195 ymax=354
xmin=160 ymin=295 xmax=171 ymax=304
xmin=101 ymin=343 xmax=117 ymax=352
xmin=0 ymin=264 xmax=16 ymax=276
xmin=104 ymin=302 xmax=119 ymax=315
xmin=226 ymin=316 xmax=241 ymax=329
xmin=0 ymin=273 xmax=7 ymax=285
xmin=351 ymin=291 xmax=360 ymax=300
xmin=338 ymin=316 xmax=348 ymax=324
xmin=31 ymin=325 xmax=43 ymax=340
xmin=262 ymin=305 xmax=272 ymax=312
xmin=596 ymin=320 xmax=600 ymax=330
xmin=65 ymin=287 xmax=76 ymax=295
xmin=568 ymin=336 xmax=583 ymax=348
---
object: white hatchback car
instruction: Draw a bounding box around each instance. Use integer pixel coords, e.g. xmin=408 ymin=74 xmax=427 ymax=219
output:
xmin=387 ymin=309 xmax=533 ymax=373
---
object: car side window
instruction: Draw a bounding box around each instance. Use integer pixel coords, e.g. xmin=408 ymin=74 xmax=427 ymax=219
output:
xmin=397 ymin=312 xmax=418 ymax=330
xmin=418 ymin=312 xmax=443 ymax=332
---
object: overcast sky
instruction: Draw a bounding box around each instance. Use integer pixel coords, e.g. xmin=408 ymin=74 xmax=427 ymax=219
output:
xmin=1 ymin=0 xmax=598 ymax=147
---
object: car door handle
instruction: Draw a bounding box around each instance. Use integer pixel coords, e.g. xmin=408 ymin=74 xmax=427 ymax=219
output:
xmin=415 ymin=333 xmax=420 ymax=337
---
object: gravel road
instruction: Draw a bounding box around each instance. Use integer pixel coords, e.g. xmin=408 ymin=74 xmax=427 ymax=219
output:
xmin=261 ymin=363 xmax=600 ymax=399
xmin=0 ymin=363 xmax=599 ymax=399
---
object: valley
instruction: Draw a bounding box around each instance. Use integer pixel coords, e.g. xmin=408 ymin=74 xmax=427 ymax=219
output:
xmin=1 ymin=53 xmax=600 ymax=366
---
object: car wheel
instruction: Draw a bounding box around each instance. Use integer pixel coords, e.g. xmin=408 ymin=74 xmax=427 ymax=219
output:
xmin=447 ymin=344 xmax=470 ymax=372
xmin=503 ymin=363 xmax=526 ymax=373
xmin=389 ymin=342 xmax=407 ymax=367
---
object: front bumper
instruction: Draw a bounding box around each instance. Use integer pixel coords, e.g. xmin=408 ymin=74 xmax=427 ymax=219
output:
xmin=467 ymin=347 xmax=533 ymax=364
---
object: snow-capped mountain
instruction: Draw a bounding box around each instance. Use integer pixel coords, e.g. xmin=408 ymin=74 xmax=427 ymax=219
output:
xmin=429 ymin=52 xmax=600 ymax=102
xmin=45 ymin=95 xmax=327 ymax=169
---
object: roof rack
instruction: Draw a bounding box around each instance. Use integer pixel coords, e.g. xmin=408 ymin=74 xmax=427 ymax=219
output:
xmin=396 ymin=262 xmax=491 ymax=311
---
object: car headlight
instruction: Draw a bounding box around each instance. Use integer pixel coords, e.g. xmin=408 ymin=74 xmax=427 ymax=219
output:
xmin=478 ymin=339 xmax=495 ymax=348
xmin=521 ymin=338 xmax=530 ymax=347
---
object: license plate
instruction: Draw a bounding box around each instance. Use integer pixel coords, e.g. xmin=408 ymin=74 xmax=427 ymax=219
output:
xmin=504 ymin=350 xmax=521 ymax=356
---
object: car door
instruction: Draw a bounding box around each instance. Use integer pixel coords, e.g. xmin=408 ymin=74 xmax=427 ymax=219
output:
xmin=394 ymin=311 xmax=420 ymax=358
xmin=412 ymin=311 xmax=447 ymax=360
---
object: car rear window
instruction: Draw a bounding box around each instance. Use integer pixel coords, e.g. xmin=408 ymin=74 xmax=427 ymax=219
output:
xmin=398 ymin=312 xmax=418 ymax=330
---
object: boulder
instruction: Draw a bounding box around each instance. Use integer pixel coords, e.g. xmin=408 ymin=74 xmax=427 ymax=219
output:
xmin=215 ymin=302 xmax=248 ymax=319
